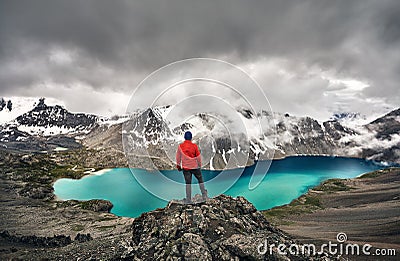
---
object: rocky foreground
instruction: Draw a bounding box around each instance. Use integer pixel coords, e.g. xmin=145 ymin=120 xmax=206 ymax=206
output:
xmin=0 ymin=193 xmax=337 ymax=260
xmin=126 ymin=195 xmax=336 ymax=260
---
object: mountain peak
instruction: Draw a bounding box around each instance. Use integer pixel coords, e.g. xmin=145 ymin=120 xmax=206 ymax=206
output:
xmin=15 ymin=99 xmax=98 ymax=136
xmin=330 ymin=112 xmax=364 ymax=121
xmin=127 ymin=107 xmax=172 ymax=143
xmin=35 ymin=97 xmax=47 ymax=110
xmin=370 ymin=107 xmax=400 ymax=124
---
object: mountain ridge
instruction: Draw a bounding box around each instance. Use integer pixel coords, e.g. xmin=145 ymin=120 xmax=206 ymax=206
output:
xmin=1 ymin=97 xmax=399 ymax=169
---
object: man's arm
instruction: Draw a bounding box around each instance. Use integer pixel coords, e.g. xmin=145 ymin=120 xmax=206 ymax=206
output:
xmin=176 ymin=145 xmax=182 ymax=170
xmin=195 ymin=144 xmax=202 ymax=168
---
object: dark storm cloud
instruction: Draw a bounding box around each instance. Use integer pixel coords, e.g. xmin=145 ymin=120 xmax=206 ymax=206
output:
xmin=0 ymin=0 xmax=399 ymax=116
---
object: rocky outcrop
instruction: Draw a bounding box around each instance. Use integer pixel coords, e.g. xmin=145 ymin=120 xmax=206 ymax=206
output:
xmin=0 ymin=230 xmax=73 ymax=247
xmin=73 ymin=233 xmax=93 ymax=243
xmin=19 ymin=183 xmax=55 ymax=200
xmin=126 ymin=195 xmax=335 ymax=260
xmin=0 ymin=98 xmax=12 ymax=112
xmin=0 ymin=230 xmax=92 ymax=247
xmin=54 ymin=199 xmax=114 ymax=213
xmin=77 ymin=199 xmax=114 ymax=213
xmin=0 ymin=98 xmax=5 ymax=111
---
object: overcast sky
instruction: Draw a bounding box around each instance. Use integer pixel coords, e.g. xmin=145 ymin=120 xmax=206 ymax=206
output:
xmin=0 ymin=0 xmax=399 ymax=120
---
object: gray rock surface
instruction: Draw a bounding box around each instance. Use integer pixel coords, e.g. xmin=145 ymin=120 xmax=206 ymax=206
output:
xmin=126 ymin=194 xmax=335 ymax=260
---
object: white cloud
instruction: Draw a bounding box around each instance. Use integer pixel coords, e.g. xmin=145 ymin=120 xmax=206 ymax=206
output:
xmin=24 ymin=82 xmax=130 ymax=116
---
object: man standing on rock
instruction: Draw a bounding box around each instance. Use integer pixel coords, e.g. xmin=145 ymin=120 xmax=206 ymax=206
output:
xmin=176 ymin=131 xmax=208 ymax=203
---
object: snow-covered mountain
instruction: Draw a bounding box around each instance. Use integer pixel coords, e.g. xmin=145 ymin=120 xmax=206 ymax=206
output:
xmin=359 ymin=108 xmax=400 ymax=163
xmin=122 ymin=106 xmax=263 ymax=170
xmin=15 ymin=98 xmax=98 ymax=136
xmin=1 ymin=97 xmax=399 ymax=168
xmin=0 ymin=97 xmax=64 ymax=125
xmin=329 ymin=112 xmax=368 ymax=127
xmin=0 ymin=97 xmax=126 ymax=136
xmin=119 ymin=104 xmax=400 ymax=169
xmin=0 ymin=97 xmax=120 ymax=152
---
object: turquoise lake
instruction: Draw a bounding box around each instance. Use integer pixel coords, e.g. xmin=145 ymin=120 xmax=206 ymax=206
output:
xmin=53 ymin=156 xmax=389 ymax=218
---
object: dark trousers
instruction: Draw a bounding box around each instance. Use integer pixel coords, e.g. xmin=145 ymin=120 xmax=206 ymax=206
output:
xmin=183 ymin=169 xmax=207 ymax=200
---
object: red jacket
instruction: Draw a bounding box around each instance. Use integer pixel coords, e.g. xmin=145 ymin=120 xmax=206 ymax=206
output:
xmin=176 ymin=140 xmax=202 ymax=170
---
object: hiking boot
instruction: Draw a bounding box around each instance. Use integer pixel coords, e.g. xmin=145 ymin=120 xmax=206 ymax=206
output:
xmin=202 ymin=190 xmax=208 ymax=201
xmin=184 ymin=198 xmax=192 ymax=204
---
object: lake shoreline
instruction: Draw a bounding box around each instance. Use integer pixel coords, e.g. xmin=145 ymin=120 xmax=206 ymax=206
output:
xmin=53 ymin=155 xmax=390 ymax=218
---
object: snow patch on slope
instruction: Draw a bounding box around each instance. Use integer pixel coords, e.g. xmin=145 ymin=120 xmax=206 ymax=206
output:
xmin=17 ymin=124 xmax=93 ymax=136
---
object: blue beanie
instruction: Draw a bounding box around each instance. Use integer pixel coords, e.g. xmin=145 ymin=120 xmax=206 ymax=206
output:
xmin=184 ymin=131 xmax=192 ymax=140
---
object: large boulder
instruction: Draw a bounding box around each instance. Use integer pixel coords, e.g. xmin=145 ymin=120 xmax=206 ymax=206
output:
xmin=126 ymin=194 xmax=336 ymax=260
